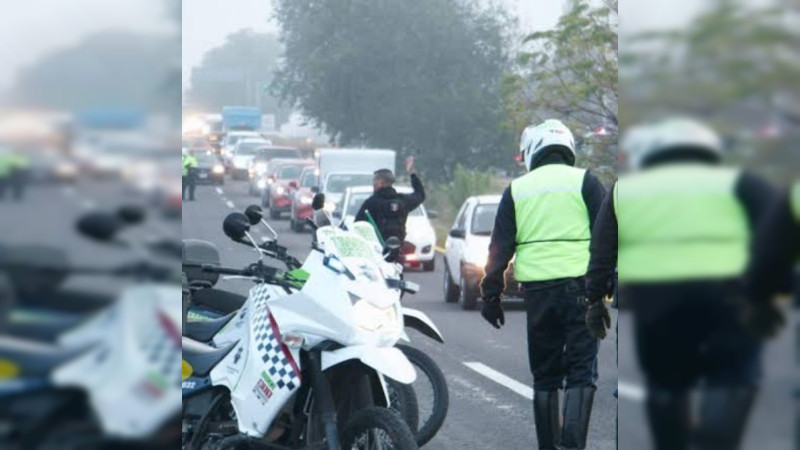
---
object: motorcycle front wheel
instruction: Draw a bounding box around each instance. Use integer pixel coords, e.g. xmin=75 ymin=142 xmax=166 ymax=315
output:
xmin=397 ymin=344 xmax=449 ymax=446
xmin=340 ymin=407 xmax=418 ymax=450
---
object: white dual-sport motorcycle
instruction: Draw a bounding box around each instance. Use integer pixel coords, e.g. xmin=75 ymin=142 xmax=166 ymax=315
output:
xmin=182 ymin=212 xmax=430 ymax=450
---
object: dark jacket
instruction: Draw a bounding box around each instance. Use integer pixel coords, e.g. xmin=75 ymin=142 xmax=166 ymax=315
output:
xmin=746 ymin=187 xmax=799 ymax=303
xmin=585 ymin=160 xmax=776 ymax=303
xmin=480 ymin=154 xmax=607 ymax=299
xmin=355 ymin=173 xmax=425 ymax=242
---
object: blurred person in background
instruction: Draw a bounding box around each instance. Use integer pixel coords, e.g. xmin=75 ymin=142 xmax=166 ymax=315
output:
xmin=0 ymin=147 xmax=29 ymax=201
xmin=744 ymin=180 xmax=799 ymax=336
xmin=480 ymin=119 xmax=606 ymax=450
xmin=182 ymin=148 xmax=198 ymax=201
xmin=585 ymin=118 xmax=777 ymax=450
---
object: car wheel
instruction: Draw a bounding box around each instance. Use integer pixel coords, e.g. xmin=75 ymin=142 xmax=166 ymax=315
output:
xmin=458 ymin=267 xmax=479 ymax=310
xmin=443 ymin=262 xmax=459 ymax=303
xmin=422 ymin=258 xmax=435 ymax=272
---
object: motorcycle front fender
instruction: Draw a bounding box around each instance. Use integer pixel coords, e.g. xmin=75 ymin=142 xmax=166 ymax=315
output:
xmin=402 ymin=307 xmax=444 ymax=343
xmin=321 ymin=345 xmax=416 ymax=384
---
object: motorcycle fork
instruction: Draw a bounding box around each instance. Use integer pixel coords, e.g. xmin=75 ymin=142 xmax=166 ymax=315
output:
xmin=306 ymin=349 xmax=342 ymax=450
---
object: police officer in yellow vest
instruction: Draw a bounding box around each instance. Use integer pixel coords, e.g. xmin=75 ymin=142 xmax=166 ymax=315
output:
xmin=182 ymin=148 xmax=198 ymax=201
xmin=0 ymin=149 xmax=29 ymax=201
xmin=480 ymin=119 xmax=606 ymax=450
xmin=584 ymin=118 xmax=776 ymax=450
xmin=744 ymin=180 xmax=799 ymax=336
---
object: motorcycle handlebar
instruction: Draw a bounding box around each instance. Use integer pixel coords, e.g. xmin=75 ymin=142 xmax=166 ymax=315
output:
xmin=201 ymin=264 xmax=250 ymax=276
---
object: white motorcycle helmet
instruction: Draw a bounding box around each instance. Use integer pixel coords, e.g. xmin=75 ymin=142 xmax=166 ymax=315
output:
xmin=629 ymin=117 xmax=722 ymax=169
xmin=519 ymin=119 xmax=576 ymax=171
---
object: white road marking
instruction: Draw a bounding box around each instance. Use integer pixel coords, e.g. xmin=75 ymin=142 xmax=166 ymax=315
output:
xmin=216 ymin=187 xmax=223 ymax=195
xmin=617 ymin=381 xmax=645 ymax=402
xmin=225 ymin=200 xmax=235 ymax=209
xmin=463 ymin=362 xmax=533 ymax=400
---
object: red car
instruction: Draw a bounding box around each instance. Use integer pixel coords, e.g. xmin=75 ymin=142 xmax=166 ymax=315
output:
xmin=288 ymin=166 xmax=320 ymax=232
xmin=262 ymin=159 xmax=315 ymax=220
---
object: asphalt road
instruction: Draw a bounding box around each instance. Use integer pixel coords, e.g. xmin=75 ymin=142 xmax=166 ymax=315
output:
xmin=182 ymin=178 xmax=619 ymax=450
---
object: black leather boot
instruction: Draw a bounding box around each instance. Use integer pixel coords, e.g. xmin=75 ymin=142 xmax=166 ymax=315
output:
xmin=692 ymin=387 xmax=756 ymax=450
xmin=534 ymin=390 xmax=561 ymax=449
xmin=646 ymin=388 xmax=690 ymax=450
xmin=561 ymin=386 xmax=595 ymax=450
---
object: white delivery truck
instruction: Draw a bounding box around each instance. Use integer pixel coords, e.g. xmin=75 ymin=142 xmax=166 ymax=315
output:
xmin=315 ymin=148 xmax=396 ymax=216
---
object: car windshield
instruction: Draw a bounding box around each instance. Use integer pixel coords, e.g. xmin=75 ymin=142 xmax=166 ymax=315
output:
xmin=260 ymin=148 xmax=301 ymax=160
xmin=236 ymin=142 xmax=266 ymax=155
xmin=300 ymin=170 xmax=318 ymax=187
xmin=194 ymin=153 xmax=219 ymax=165
xmin=346 ymin=191 xmax=423 ymax=217
xmin=471 ymin=203 xmax=498 ymax=235
xmin=279 ymin=165 xmax=304 ymax=179
xmin=326 ymin=174 xmax=375 ymax=194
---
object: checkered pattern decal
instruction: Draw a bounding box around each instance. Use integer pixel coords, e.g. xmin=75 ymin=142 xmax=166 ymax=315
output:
xmin=249 ymin=284 xmax=301 ymax=392
xmin=137 ymin=310 xmax=183 ymax=395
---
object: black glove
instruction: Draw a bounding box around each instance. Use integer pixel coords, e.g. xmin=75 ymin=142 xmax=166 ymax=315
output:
xmin=585 ymin=298 xmax=611 ymax=339
xmin=481 ymin=297 xmax=505 ymax=329
xmin=742 ymin=301 xmax=786 ymax=338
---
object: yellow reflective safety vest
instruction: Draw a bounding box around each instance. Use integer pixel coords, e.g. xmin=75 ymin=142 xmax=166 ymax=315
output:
xmin=510 ymin=164 xmax=590 ymax=282
xmin=615 ymin=164 xmax=749 ymax=282
xmin=182 ymin=154 xmax=198 ymax=177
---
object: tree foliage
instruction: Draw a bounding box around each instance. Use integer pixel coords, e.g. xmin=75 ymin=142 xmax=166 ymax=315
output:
xmin=186 ymin=30 xmax=292 ymax=127
xmin=271 ymin=0 xmax=515 ymax=181
xmin=507 ymin=0 xmax=618 ymax=134
xmin=620 ymin=0 xmax=800 ymax=128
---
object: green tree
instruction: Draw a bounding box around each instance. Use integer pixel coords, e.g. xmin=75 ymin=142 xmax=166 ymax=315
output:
xmin=620 ymin=0 xmax=800 ymax=128
xmin=272 ymin=0 xmax=515 ymax=181
xmin=186 ymin=30 xmax=292 ymax=127
xmin=508 ymin=0 xmax=618 ymax=134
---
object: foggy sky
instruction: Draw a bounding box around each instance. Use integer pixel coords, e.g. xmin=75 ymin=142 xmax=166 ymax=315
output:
xmin=0 ymin=0 xmax=170 ymax=91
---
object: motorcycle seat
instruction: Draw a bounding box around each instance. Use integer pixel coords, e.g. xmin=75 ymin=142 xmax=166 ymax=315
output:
xmin=183 ymin=312 xmax=236 ymax=343
xmin=0 ymin=336 xmax=85 ymax=376
xmin=182 ymin=337 xmax=237 ymax=377
xmin=191 ymin=288 xmax=246 ymax=315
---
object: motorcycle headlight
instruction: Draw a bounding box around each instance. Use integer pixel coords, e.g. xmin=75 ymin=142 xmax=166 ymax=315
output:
xmin=352 ymin=299 xmax=400 ymax=334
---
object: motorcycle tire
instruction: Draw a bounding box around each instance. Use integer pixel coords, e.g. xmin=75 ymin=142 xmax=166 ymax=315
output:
xmin=340 ymin=407 xmax=418 ymax=450
xmin=397 ymin=344 xmax=449 ymax=447
xmin=386 ymin=379 xmax=419 ymax=435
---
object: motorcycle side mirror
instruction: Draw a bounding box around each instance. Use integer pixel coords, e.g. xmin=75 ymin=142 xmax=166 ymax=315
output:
xmin=222 ymin=213 xmax=251 ymax=241
xmin=244 ymin=205 xmax=264 ymax=225
xmin=384 ymin=236 xmax=402 ymax=251
xmin=77 ymin=213 xmax=122 ymax=242
xmin=117 ymin=205 xmax=146 ymax=225
xmin=311 ymin=193 xmax=326 ymax=211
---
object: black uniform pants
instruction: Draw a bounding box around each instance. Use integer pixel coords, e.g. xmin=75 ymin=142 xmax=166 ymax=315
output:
xmin=525 ymin=277 xmax=599 ymax=391
xmin=182 ymin=174 xmax=196 ymax=201
xmin=628 ymin=281 xmax=763 ymax=391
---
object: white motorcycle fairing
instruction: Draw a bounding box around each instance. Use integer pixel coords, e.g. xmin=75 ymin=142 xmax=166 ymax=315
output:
xmin=52 ymin=285 xmax=182 ymax=439
xmin=401 ymin=307 xmax=444 ymax=343
xmin=321 ymin=345 xmax=416 ymax=384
